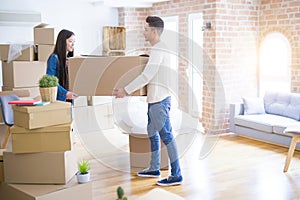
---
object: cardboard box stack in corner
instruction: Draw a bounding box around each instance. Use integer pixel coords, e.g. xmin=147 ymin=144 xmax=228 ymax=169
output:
xmin=1 ymin=101 xmax=92 ymax=199
xmin=102 ymin=26 xmax=126 ymax=56
xmin=34 ymin=23 xmax=55 ymax=62
xmin=0 ymin=23 xmax=55 ymax=100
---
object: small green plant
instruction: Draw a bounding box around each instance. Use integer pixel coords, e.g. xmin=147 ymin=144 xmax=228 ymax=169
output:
xmin=117 ymin=186 xmax=127 ymax=200
xmin=78 ymin=160 xmax=90 ymax=174
xmin=39 ymin=75 xmax=59 ymax=88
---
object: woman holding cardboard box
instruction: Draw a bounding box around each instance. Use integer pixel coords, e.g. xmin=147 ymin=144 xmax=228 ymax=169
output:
xmin=46 ymin=29 xmax=78 ymax=102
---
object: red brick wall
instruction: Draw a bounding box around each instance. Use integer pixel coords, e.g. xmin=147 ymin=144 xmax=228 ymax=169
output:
xmin=118 ymin=0 xmax=299 ymax=134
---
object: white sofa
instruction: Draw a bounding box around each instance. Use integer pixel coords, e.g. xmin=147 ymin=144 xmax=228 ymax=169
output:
xmin=229 ymin=91 xmax=300 ymax=148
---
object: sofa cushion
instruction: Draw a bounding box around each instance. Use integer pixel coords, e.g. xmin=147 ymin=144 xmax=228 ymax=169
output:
xmin=234 ymin=114 xmax=298 ymax=133
xmin=264 ymin=91 xmax=300 ymax=121
xmin=242 ymin=97 xmax=265 ymax=115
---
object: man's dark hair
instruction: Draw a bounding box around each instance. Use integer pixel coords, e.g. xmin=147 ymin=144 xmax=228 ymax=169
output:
xmin=146 ymin=16 xmax=164 ymax=35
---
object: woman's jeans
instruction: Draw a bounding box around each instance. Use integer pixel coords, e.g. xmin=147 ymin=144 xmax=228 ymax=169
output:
xmin=147 ymin=96 xmax=181 ymax=177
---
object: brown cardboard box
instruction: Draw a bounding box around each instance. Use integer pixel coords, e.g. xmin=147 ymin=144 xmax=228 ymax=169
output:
xmin=13 ymin=101 xmax=71 ymax=129
xmin=0 ymin=44 xmax=36 ymax=61
xmin=102 ymin=50 xmax=125 ymax=56
xmin=34 ymin=23 xmax=55 ymax=45
xmin=129 ymin=133 xmax=169 ymax=170
xmin=2 ymin=61 xmax=46 ymax=88
xmin=3 ymin=150 xmax=77 ymax=184
xmin=0 ymin=177 xmax=92 ymax=200
xmin=0 ymin=124 xmax=9 ymax=150
xmin=0 ymin=149 xmax=4 ymax=183
xmin=38 ymin=44 xmax=54 ymax=61
xmin=0 ymin=44 xmax=9 ymax=60
xmin=2 ymin=86 xmax=40 ymax=99
xmin=11 ymin=123 xmax=72 ymax=153
xmin=102 ymin=26 xmax=126 ymax=51
xmin=0 ymin=89 xmax=31 ymax=97
xmin=69 ymin=56 xmax=148 ymax=96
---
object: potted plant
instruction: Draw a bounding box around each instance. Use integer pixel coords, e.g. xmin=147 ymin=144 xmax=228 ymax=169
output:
xmin=116 ymin=186 xmax=127 ymax=200
xmin=76 ymin=160 xmax=90 ymax=184
xmin=39 ymin=74 xmax=58 ymax=102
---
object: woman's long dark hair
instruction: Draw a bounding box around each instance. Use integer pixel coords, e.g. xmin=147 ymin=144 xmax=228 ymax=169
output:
xmin=53 ymin=29 xmax=74 ymax=90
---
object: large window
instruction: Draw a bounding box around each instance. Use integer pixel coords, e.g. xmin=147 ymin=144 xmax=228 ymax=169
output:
xmin=259 ymin=32 xmax=291 ymax=96
xmin=188 ymin=13 xmax=203 ymax=118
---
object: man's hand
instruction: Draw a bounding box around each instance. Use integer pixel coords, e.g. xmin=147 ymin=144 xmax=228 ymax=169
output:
xmin=113 ymin=88 xmax=127 ymax=98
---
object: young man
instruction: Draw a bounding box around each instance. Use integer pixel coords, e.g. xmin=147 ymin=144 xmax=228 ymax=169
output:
xmin=113 ymin=16 xmax=183 ymax=186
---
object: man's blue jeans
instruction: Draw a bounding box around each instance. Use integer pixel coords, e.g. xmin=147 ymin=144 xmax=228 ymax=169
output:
xmin=147 ymin=96 xmax=181 ymax=177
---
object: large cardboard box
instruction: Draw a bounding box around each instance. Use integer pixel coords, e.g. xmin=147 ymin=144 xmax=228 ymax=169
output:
xmin=34 ymin=23 xmax=55 ymax=45
xmin=2 ymin=61 xmax=46 ymax=88
xmin=0 ymin=177 xmax=92 ymax=200
xmin=11 ymin=123 xmax=72 ymax=153
xmin=129 ymin=133 xmax=169 ymax=170
xmin=13 ymin=101 xmax=71 ymax=129
xmin=3 ymin=150 xmax=77 ymax=184
xmin=69 ymin=56 xmax=148 ymax=96
xmin=38 ymin=44 xmax=54 ymax=61
xmin=0 ymin=44 xmax=36 ymax=61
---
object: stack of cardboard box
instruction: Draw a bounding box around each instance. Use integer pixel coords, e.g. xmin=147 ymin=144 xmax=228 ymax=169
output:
xmin=34 ymin=23 xmax=55 ymax=62
xmin=102 ymin=26 xmax=126 ymax=56
xmin=0 ymin=101 xmax=92 ymax=199
xmin=0 ymin=23 xmax=55 ymax=99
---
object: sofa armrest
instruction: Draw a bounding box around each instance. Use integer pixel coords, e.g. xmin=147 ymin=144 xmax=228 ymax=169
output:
xmin=229 ymin=103 xmax=244 ymax=132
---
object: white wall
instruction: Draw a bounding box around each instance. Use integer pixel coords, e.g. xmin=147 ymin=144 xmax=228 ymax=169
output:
xmin=0 ymin=0 xmax=119 ymax=55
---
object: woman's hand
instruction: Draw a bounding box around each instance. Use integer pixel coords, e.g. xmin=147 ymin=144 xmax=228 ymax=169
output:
xmin=66 ymin=91 xmax=78 ymax=100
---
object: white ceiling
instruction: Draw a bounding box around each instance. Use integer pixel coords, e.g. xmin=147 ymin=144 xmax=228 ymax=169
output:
xmin=91 ymin=0 xmax=170 ymax=8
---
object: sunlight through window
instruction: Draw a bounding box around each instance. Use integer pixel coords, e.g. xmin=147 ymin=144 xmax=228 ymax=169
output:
xmin=259 ymin=32 xmax=291 ymax=96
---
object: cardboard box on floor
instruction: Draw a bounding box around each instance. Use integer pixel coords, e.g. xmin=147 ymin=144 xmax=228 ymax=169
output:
xmin=0 ymin=177 xmax=92 ymax=200
xmin=11 ymin=122 xmax=72 ymax=154
xmin=13 ymin=101 xmax=71 ymax=129
xmin=3 ymin=149 xmax=77 ymax=184
xmin=2 ymin=61 xmax=46 ymax=88
xmin=68 ymin=56 xmax=148 ymax=96
xmin=129 ymin=133 xmax=169 ymax=170
xmin=38 ymin=44 xmax=54 ymax=61
xmin=34 ymin=23 xmax=55 ymax=45
xmin=0 ymin=44 xmax=36 ymax=61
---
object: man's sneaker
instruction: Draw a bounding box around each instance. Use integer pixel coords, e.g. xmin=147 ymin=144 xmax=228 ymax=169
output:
xmin=156 ymin=175 xmax=183 ymax=186
xmin=137 ymin=168 xmax=160 ymax=178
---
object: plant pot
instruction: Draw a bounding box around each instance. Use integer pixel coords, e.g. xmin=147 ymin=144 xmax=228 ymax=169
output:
xmin=76 ymin=171 xmax=90 ymax=184
xmin=39 ymin=86 xmax=57 ymax=102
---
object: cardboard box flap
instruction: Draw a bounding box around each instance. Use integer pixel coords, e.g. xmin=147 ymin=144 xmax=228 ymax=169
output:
xmin=12 ymin=101 xmax=71 ymax=113
xmin=34 ymin=23 xmax=49 ymax=28
xmin=11 ymin=123 xmax=71 ymax=134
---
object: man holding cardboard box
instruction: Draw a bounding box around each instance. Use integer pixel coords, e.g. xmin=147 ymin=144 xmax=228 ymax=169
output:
xmin=113 ymin=16 xmax=183 ymax=186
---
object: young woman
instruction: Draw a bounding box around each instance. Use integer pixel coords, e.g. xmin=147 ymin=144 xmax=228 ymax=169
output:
xmin=46 ymin=29 xmax=78 ymax=101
